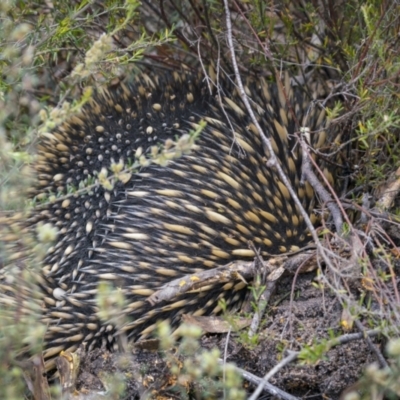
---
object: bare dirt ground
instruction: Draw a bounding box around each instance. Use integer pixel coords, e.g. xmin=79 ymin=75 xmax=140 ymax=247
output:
xmin=72 ymin=269 xmax=387 ymax=399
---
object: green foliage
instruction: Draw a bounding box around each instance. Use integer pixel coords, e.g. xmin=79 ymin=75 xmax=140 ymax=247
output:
xmin=237 ymin=328 xmax=260 ymax=350
xmin=344 ymin=339 xmax=400 ymax=400
xmin=346 ymin=2 xmax=400 ymax=189
xmin=0 ymin=1 xmax=179 ymax=397
xmin=0 ymin=0 xmax=159 ymax=212
xmin=0 ymin=222 xmax=55 ymax=399
xmin=1 ymin=0 xmax=400 ymax=398
xmin=157 ymin=321 xmax=246 ymax=399
xmin=298 ymin=338 xmax=331 ymax=365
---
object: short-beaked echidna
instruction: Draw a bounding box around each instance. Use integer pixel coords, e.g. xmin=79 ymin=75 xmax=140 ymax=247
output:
xmin=4 ymin=70 xmax=339 ymax=369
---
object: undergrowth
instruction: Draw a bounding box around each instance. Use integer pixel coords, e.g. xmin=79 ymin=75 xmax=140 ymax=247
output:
xmin=0 ymin=0 xmax=400 ymax=398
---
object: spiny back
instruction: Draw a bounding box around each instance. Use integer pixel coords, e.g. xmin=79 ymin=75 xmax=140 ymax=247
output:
xmin=10 ymin=71 xmax=337 ymax=367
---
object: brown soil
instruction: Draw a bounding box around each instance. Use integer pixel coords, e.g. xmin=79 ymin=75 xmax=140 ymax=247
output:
xmin=70 ymin=271 xmax=382 ymax=400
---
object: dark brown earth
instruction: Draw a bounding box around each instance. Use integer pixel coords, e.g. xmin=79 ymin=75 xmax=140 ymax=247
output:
xmin=69 ymin=270 xmax=382 ymax=400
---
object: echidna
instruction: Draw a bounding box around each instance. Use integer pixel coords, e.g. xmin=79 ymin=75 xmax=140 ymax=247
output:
xmin=3 ymin=69 xmax=339 ymax=369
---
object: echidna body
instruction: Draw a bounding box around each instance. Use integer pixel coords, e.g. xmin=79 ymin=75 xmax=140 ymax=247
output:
xmin=7 ymin=71 xmax=337 ymax=367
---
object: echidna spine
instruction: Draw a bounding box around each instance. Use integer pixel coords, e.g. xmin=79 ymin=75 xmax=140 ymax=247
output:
xmin=2 ymin=70 xmax=339 ymax=370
